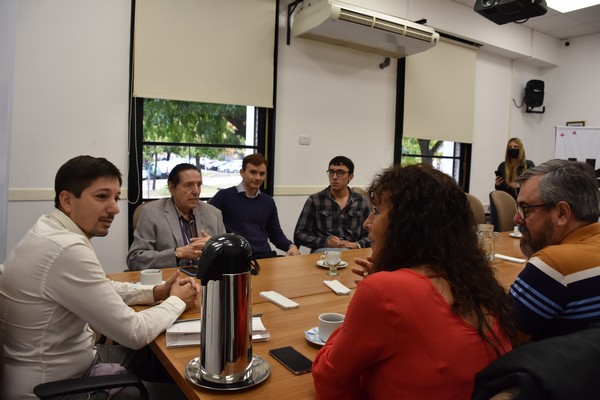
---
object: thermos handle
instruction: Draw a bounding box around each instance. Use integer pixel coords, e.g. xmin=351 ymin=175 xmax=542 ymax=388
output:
xmin=250 ymin=258 xmax=260 ymax=276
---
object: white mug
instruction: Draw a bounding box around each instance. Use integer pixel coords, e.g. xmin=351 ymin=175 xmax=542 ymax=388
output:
xmin=318 ymin=313 xmax=345 ymax=342
xmin=140 ymin=269 xmax=162 ymax=286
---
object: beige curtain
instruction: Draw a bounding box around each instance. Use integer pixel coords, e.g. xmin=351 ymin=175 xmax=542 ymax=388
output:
xmin=133 ymin=0 xmax=276 ymax=107
xmin=404 ymin=39 xmax=477 ymax=143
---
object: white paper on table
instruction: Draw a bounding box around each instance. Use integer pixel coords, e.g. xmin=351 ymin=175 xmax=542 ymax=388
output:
xmin=252 ymin=316 xmax=270 ymax=342
xmin=166 ymin=319 xmax=201 ymax=348
xmin=323 ymin=280 xmax=351 ymax=295
xmin=166 ymin=316 xmax=270 ymax=347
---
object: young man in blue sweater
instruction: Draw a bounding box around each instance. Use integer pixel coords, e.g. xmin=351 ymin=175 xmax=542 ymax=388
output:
xmin=208 ymin=153 xmax=300 ymax=259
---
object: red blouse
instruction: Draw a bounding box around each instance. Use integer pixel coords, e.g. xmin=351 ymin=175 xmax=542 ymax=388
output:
xmin=313 ymin=269 xmax=511 ymax=399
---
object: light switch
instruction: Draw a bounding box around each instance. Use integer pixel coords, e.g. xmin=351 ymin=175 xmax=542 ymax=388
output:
xmin=299 ymin=135 xmax=311 ymax=145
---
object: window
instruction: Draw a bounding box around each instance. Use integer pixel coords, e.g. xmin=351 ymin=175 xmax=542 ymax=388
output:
xmin=134 ymin=98 xmax=264 ymax=200
xmin=128 ymin=1 xmax=278 ymax=244
xmin=128 ymin=97 xmax=272 ymax=243
xmin=400 ymin=138 xmax=472 ymax=191
xmin=395 ymin=54 xmax=473 ymax=192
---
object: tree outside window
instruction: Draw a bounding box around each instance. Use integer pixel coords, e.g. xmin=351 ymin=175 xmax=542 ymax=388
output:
xmin=401 ymin=137 xmax=471 ymax=191
xmin=137 ymin=99 xmax=261 ymax=199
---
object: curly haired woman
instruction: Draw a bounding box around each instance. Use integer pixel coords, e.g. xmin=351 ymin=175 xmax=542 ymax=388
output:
xmin=313 ymin=164 xmax=515 ymax=400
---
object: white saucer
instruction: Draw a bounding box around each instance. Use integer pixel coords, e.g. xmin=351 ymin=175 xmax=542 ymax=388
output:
xmin=305 ymin=327 xmax=326 ymax=346
xmin=316 ymin=260 xmax=348 ymax=269
xmin=509 ymin=232 xmax=522 ymax=238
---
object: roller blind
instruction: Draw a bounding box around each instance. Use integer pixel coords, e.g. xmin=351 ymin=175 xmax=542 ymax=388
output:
xmin=403 ymin=39 xmax=477 ymax=143
xmin=133 ymin=0 xmax=276 ymax=107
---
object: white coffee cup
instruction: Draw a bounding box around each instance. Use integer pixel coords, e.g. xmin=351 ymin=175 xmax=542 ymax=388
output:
xmin=318 ymin=313 xmax=345 ymax=342
xmin=140 ymin=269 xmax=163 ymax=286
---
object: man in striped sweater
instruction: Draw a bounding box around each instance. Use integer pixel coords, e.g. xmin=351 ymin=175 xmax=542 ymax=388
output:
xmin=509 ymin=159 xmax=600 ymax=343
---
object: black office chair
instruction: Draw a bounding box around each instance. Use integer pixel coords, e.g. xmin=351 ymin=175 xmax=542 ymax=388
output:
xmin=472 ymin=324 xmax=600 ymax=400
xmin=34 ymin=374 xmax=149 ymax=400
xmin=0 ymin=330 xmax=146 ymax=400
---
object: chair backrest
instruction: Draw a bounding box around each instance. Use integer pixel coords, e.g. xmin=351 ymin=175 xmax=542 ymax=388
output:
xmin=489 ymin=190 xmax=516 ymax=232
xmin=132 ymin=202 xmax=148 ymax=230
xmin=466 ymin=193 xmax=486 ymax=225
xmin=473 ymin=325 xmax=600 ymax=400
xmin=352 ymin=187 xmax=370 ymax=206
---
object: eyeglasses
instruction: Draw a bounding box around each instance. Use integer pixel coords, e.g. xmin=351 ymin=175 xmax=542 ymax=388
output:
xmin=515 ymin=203 xmax=547 ymax=219
xmin=326 ymin=169 xmax=349 ymax=177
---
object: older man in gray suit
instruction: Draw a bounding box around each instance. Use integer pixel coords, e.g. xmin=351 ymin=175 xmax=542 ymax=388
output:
xmin=127 ymin=163 xmax=225 ymax=270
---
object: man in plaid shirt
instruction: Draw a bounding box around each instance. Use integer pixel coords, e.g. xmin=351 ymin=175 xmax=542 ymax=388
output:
xmin=294 ymin=156 xmax=371 ymax=253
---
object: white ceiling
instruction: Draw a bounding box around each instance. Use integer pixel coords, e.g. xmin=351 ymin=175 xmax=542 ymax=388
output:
xmin=451 ymin=0 xmax=600 ymax=40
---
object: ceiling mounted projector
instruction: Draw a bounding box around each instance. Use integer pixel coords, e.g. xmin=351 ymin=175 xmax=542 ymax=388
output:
xmin=474 ymin=0 xmax=548 ymax=25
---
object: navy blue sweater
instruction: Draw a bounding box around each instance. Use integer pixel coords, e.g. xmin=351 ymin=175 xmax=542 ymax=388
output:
xmin=208 ymin=186 xmax=293 ymax=255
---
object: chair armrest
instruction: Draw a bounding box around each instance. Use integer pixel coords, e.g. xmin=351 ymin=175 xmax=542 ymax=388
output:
xmin=33 ymin=373 xmax=148 ymax=400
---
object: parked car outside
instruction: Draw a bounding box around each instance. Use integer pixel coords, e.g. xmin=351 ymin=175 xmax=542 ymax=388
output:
xmin=199 ymin=157 xmax=210 ymax=169
xmin=146 ymin=158 xmax=181 ymax=179
xmin=217 ymin=162 xmax=231 ymax=172
xmin=225 ymin=160 xmax=243 ymax=173
xmin=208 ymin=160 xmax=227 ymax=171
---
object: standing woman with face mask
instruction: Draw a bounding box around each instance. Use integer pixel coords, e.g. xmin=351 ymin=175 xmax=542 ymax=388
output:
xmin=494 ymin=137 xmax=535 ymax=199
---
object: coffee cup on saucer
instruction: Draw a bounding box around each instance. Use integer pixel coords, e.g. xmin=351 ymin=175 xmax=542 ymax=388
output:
xmin=318 ymin=313 xmax=345 ymax=342
xmin=140 ymin=269 xmax=162 ymax=286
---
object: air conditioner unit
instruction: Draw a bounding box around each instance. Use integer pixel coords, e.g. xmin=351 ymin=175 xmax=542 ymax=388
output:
xmin=290 ymin=0 xmax=440 ymax=58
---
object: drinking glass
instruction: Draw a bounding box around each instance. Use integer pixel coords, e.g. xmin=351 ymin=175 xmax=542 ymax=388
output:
xmin=322 ymin=251 xmax=341 ymax=276
xmin=477 ymin=224 xmax=501 ymax=261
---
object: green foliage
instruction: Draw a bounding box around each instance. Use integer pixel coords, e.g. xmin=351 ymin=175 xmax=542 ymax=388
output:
xmin=143 ymin=99 xmax=247 ymax=161
xmin=401 ymin=137 xmax=443 ymax=166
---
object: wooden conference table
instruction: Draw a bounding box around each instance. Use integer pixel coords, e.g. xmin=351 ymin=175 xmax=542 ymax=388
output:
xmin=109 ymin=231 xmax=526 ymax=399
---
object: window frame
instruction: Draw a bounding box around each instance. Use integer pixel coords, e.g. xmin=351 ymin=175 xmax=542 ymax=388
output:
xmin=127 ymin=98 xmax=274 ymax=245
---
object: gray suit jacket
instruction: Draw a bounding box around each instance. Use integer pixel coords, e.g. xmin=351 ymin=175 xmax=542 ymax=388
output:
xmin=126 ymin=197 xmax=225 ymax=270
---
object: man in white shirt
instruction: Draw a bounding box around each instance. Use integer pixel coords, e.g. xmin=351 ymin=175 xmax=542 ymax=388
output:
xmin=0 ymin=155 xmax=200 ymax=400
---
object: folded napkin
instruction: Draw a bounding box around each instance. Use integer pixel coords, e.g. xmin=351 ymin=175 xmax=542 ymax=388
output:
xmin=494 ymin=253 xmax=526 ymax=264
xmin=251 ymin=316 xmax=271 ymax=342
xmin=166 ymin=317 xmax=270 ymax=347
xmin=323 ymin=280 xmax=351 ymax=295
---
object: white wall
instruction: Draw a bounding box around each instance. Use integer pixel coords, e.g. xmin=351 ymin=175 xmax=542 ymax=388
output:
xmin=4 ymin=0 xmax=600 ymax=270
xmin=552 ymin=33 xmax=600 ymax=128
xmin=0 ymin=0 xmax=17 ymax=262
xmin=6 ymin=0 xmax=131 ymax=271
xmin=273 ymin=2 xmax=397 ymax=244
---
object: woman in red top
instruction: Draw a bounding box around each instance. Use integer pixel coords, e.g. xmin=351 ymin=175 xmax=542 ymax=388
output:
xmin=313 ymin=164 xmax=515 ymax=399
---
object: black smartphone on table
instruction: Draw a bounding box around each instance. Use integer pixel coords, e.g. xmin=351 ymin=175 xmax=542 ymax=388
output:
xmin=269 ymin=346 xmax=313 ymax=375
xmin=179 ymin=265 xmax=198 ymax=277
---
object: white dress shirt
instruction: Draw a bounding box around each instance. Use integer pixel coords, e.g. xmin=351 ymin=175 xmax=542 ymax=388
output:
xmin=0 ymin=209 xmax=186 ymax=399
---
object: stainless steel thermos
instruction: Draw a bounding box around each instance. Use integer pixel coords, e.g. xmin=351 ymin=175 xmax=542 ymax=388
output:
xmin=196 ymin=234 xmax=259 ymax=384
